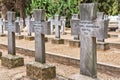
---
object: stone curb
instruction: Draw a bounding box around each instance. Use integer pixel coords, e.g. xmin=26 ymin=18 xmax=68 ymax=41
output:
xmin=0 ymin=44 xmax=120 ymax=76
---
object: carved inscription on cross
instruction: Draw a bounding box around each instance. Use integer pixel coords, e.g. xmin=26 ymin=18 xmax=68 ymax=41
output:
xmin=5 ymin=11 xmax=19 ymax=55
xmin=71 ymin=3 xmax=109 ymax=78
xmin=32 ymin=9 xmax=50 ymax=63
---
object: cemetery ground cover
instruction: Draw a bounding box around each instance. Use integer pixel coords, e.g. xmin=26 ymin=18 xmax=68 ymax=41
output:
xmin=0 ymin=31 xmax=120 ymax=67
xmin=0 ymin=49 xmax=120 ymax=80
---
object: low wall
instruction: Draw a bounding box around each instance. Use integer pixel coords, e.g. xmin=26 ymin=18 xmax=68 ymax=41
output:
xmin=0 ymin=44 xmax=120 ymax=77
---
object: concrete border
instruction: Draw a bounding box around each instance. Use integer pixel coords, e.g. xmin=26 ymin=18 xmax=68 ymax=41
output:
xmin=47 ymin=37 xmax=110 ymax=50
xmin=0 ymin=44 xmax=120 ymax=76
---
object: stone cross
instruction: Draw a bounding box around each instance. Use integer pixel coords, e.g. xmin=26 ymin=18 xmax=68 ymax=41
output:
xmin=0 ymin=18 xmax=4 ymax=34
xmin=19 ymin=18 xmax=24 ymax=28
xmin=25 ymin=16 xmax=33 ymax=36
xmin=48 ymin=17 xmax=54 ymax=34
xmin=53 ymin=15 xmax=61 ymax=39
xmin=97 ymin=12 xmax=109 ymax=42
xmin=71 ymin=14 xmax=80 ymax=40
xmin=32 ymin=9 xmax=50 ymax=63
xmin=15 ymin=17 xmax=21 ymax=35
xmin=71 ymin=3 xmax=109 ymax=78
xmin=60 ymin=16 xmax=66 ymax=35
xmin=5 ymin=11 xmax=19 ymax=55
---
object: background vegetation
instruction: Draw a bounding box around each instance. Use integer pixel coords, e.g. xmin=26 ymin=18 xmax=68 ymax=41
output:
xmin=25 ymin=0 xmax=119 ymax=27
xmin=1 ymin=0 xmax=119 ymax=27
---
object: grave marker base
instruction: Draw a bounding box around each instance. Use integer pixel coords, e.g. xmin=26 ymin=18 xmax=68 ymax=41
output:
xmin=1 ymin=54 xmax=24 ymax=68
xmin=97 ymin=42 xmax=110 ymax=51
xmin=0 ymin=34 xmax=6 ymax=37
xmin=61 ymin=32 xmax=67 ymax=35
xmin=68 ymin=40 xmax=80 ymax=47
xmin=0 ymin=51 xmax=2 ymax=59
xmin=16 ymin=35 xmax=24 ymax=40
xmin=26 ymin=61 xmax=56 ymax=80
xmin=51 ymin=38 xmax=64 ymax=44
xmin=45 ymin=37 xmax=48 ymax=42
xmin=24 ymin=36 xmax=34 ymax=41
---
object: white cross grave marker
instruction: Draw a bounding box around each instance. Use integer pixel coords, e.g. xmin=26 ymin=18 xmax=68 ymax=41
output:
xmin=32 ymin=9 xmax=51 ymax=63
xmin=53 ymin=15 xmax=61 ymax=39
xmin=60 ymin=16 xmax=66 ymax=35
xmin=71 ymin=3 xmax=109 ymax=78
xmin=5 ymin=11 xmax=19 ymax=55
xmin=71 ymin=14 xmax=80 ymax=40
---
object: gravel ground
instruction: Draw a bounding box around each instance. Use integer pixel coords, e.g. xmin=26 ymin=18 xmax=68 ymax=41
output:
xmin=0 ymin=35 xmax=120 ymax=66
xmin=0 ymin=49 xmax=120 ymax=80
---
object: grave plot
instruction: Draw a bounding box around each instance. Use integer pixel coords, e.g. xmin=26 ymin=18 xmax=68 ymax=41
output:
xmin=0 ymin=49 xmax=119 ymax=80
xmin=0 ymin=31 xmax=120 ymax=66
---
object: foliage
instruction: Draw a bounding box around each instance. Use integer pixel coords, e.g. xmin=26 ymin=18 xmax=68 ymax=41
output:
xmin=25 ymin=0 xmax=119 ymax=27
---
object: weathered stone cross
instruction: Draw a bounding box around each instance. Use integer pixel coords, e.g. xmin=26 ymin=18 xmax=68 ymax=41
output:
xmin=71 ymin=14 xmax=80 ymax=40
xmin=60 ymin=16 xmax=66 ymax=35
xmin=48 ymin=17 xmax=54 ymax=34
xmin=32 ymin=9 xmax=50 ymax=63
xmin=15 ymin=17 xmax=21 ymax=35
xmin=5 ymin=11 xmax=19 ymax=55
xmin=71 ymin=3 xmax=109 ymax=78
xmin=25 ymin=16 xmax=33 ymax=36
xmin=53 ymin=15 xmax=61 ymax=39
xmin=0 ymin=18 xmax=4 ymax=35
xmin=26 ymin=9 xmax=56 ymax=80
xmin=96 ymin=12 xmax=109 ymax=42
